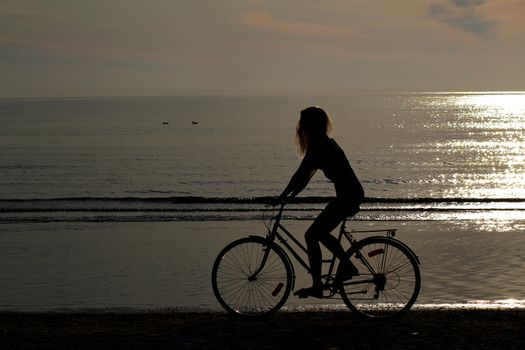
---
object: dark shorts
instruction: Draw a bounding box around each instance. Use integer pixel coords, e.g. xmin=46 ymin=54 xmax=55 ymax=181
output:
xmin=308 ymin=197 xmax=361 ymax=236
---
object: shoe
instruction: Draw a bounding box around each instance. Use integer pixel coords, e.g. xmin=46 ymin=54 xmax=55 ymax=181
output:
xmin=294 ymin=286 xmax=323 ymax=299
xmin=336 ymin=261 xmax=359 ymax=282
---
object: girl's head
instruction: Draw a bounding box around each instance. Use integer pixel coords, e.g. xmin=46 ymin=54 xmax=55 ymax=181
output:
xmin=296 ymin=106 xmax=333 ymax=155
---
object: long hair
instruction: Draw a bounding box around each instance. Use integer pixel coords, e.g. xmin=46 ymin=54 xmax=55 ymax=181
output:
xmin=295 ymin=106 xmax=333 ymax=155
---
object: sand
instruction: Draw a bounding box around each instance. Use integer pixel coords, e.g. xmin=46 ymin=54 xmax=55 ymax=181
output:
xmin=1 ymin=309 xmax=524 ymax=349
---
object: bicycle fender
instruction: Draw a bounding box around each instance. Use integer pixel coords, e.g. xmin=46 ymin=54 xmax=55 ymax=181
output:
xmin=345 ymin=236 xmax=421 ymax=265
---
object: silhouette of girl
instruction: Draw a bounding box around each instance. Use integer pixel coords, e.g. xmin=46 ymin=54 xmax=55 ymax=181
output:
xmin=277 ymin=106 xmax=364 ymax=298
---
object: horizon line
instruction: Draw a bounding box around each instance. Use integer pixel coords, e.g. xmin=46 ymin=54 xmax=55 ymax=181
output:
xmin=1 ymin=90 xmax=525 ymax=100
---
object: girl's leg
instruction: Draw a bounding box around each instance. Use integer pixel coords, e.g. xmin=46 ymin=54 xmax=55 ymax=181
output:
xmin=304 ymin=226 xmax=323 ymax=290
xmin=299 ymin=200 xmax=358 ymax=296
xmin=319 ymin=203 xmax=360 ymax=259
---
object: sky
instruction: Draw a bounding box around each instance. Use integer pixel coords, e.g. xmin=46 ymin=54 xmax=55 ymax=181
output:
xmin=0 ymin=0 xmax=524 ymax=97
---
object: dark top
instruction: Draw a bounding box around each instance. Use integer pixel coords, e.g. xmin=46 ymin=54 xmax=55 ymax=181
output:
xmin=301 ymin=137 xmax=364 ymax=202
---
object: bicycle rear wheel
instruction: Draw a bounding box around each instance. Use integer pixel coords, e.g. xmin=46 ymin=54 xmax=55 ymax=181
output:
xmin=338 ymin=237 xmax=421 ymax=319
xmin=211 ymin=236 xmax=293 ymax=317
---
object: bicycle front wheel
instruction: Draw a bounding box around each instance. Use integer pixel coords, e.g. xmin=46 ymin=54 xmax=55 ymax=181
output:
xmin=338 ymin=237 xmax=421 ymax=319
xmin=211 ymin=236 xmax=293 ymax=317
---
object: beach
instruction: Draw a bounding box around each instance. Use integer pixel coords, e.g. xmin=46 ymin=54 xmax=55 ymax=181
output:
xmin=1 ymin=308 xmax=524 ymax=349
xmin=1 ymin=219 xmax=524 ymax=350
xmin=1 ymin=220 xmax=524 ymax=310
xmin=1 ymin=220 xmax=524 ymax=349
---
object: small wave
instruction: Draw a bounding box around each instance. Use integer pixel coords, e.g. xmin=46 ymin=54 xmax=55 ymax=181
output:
xmin=2 ymin=195 xmax=525 ymax=204
xmin=2 ymin=196 xmax=525 ymax=223
xmin=0 ymin=165 xmax=57 ymax=170
xmin=2 ymin=196 xmax=525 ymax=214
xmin=0 ymin=196 xmax=278 ymax=204
xmin=362 ymin=178 xmax=408 ymax=185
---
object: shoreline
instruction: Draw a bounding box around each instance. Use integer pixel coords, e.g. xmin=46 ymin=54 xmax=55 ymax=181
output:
xmin=1 ymin=300 xmax=525 ymax=314
xmin=1 ymin=309 xmax=524 ymax=349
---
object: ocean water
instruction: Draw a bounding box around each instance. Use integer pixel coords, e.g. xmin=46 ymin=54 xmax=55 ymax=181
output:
xmin=1 ymin=93 xmax=525 ymax=201
xmin=1 ymin=93 xmax=525 ymax=310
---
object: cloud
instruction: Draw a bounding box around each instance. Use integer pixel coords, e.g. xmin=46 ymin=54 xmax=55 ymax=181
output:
xmin=450 ymin=0 xmax=485 ymax=6
xmin=239 ymin=11 xmax=362 ymax=40
xmin=428 ymin=0 xmax=492 ymax=37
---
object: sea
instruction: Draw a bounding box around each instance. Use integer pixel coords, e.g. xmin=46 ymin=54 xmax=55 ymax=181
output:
xmin=1 ymin=93 xmax=524 ymax=311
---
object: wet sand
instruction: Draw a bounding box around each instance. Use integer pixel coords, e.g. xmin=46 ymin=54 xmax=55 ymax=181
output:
xmin=1 ymin=309 xmax=524 ymax=349
xmin=2 ymin=220 xmax=525 ymax=309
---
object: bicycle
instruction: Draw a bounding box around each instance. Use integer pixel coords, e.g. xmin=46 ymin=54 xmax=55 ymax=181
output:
xmin=211 ymin=203 xmax=421 ymax=318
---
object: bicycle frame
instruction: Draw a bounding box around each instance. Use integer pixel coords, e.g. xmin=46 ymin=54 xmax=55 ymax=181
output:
xmin=252 ymin=203 xmax=406 ymax=293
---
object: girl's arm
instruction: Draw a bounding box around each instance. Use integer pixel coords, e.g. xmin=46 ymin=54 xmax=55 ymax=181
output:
xmin=278 ymin=156 xmax=317 ymax=201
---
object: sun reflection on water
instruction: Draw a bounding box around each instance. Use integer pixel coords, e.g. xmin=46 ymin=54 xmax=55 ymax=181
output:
xmin=427 ymin=93 xmax=525 ymax=200
xmin=458 ymin=93 xmax=525 ymax=117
